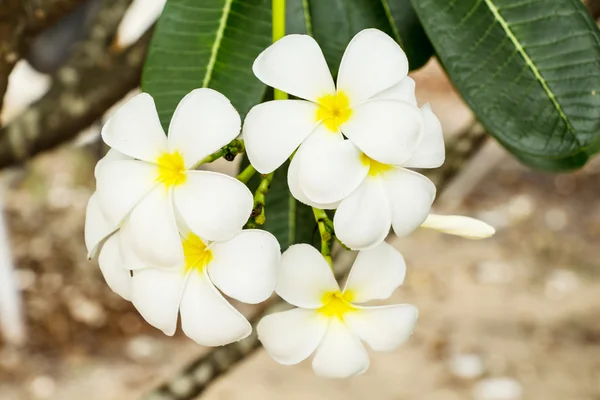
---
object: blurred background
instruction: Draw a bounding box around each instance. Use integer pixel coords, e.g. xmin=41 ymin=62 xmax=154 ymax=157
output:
xmin=1 ymin=1 xmax=600 ymax=399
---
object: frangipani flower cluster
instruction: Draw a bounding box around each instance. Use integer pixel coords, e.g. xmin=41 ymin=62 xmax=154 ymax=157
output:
xmin=84 ymin=27 xmax=495 ymax=378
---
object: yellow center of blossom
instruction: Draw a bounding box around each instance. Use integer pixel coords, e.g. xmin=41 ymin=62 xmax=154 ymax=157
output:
xmin=156 ymin=151 xmax=187 ymax=187
xmin=316 ymin=91 xmax=352 ymax=131
xmin=360 ymin=153 xmax=393 ymax=177
xmin=318 ymin=291 xmax=356 ymax=319
xmin=182 ymin=233 xmax=213 ymax=273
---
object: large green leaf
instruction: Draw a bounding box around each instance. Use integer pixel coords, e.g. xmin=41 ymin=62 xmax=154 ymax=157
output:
xmin=412 ymin=0 xmax=600 ymax=171
xmin=308 ymin=0 xmax=434 ymax=73
xmin=141 ymin=0 xmax=272 ymax=128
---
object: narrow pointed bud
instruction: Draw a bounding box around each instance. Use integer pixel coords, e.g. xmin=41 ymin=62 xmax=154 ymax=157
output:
xmin=420 ymin=214 xmax=495 ymax=239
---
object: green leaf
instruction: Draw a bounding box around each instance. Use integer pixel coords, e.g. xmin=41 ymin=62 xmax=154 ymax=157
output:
xmin=307 ymin=0 xmax=434 ymax=73
xmin=412 ymin=0 xmax=600 ymax=171
xmin=243 ymin=158 xmax=319 ymax=250
xmin=141 ymin=0 xmax=272 ymax=128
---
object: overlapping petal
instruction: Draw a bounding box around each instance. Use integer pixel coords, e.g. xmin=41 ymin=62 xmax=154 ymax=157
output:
xmin=373 ymin=76 xmax=418 ymax=106
xmin=343 ymin=241 xmax=406 ymax=303
xmin=95 ymin=159 xmax=158 ymax=226
xmin=276 ymin=244 xmax=339 ymax=309
xmin=298 ymin=130 xmax=368 ymax=204
xmin=130 ymin=266 xmax=186 ymax=336
xmin=167 ymin=88 xmax=241 ymax=168
xmin=257 ymin=308 xmax=328 ymax=365
xmin=253 ymin=35 xmax=335 ymax=102
xmin=180 ymin=270 xmax=252 ymax=346
xmin=84 ymin=193 xmax=116 ymax=259
xmin=243 ymin=100 xmax=319 ymax=173
xmin=208 ymin=230 xmax=280 ymax=304
xmin=344 ymin=305 xmax=418 ymax=352
xmin=101 ymin=93 xmax=167 ymax=162
xmin=342 ymin=99 xmax=423 ymax=165
xmin=97 ymin=233 xmax=132 ymax=300
xmin=173 ymin=171 xmax=252 ymax=242
xmin=404 ymin=103 xmax=445 ymax=168
xmin=337 ymin=29 xmax=409 ymax=104
xmin=312 ymin=318 xmax=369 ymax=378
xmin=334 ymin=178 xmax=391 ymax=250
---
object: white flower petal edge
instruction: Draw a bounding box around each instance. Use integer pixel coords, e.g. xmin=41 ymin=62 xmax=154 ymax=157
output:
xmin=276 ymin=244 xmax=340 ymax=309
xmin=84 ymin=193 xmax=116 ymax=259
xmin=98 ymin=233 xmax=132 ymax=301
xmin=312 ymin=318 xmax=370 ymax=378
xmin=208 ymin=229 xmax=280 ymax=304
xmin=337 ymin=28 xmax=409 ymax=104
xmin=343 ymin=241 xmax=406 ymax=303
xmin=101 ymin=93 xmax=167 ymax=162
xmin=404 ymin=103 xmax=445 ymax=169
xmin=373 ymin=76 xmax=417 ymax=106
xmin=243 ymin=100 xmax=319 ymax=174
xmin=180 ymin=269 xmax=252 ymax=347
xmin=420 ymin=214 xmax=496 ymax=239
xmin=257 ymin=308 xmax=328 ymax=365
xmin=167 ymin=88 xmax=241 ymax=169
xmin=259 ymin=243 xmax=417 ymax=378
xmin=253 ymin=34 xmax=335 ymax=102
xmin=344 ymin=304 xmax=418 ymax=352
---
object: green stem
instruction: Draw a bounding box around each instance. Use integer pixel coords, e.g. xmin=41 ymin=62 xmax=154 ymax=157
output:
xmin=252 ymin=172 xmax=275 ymax=225
xmin=194 ymin=139 xmax=245 ymax=168
xmin=237 ymin=164 xmax=257 ymax=184
xmin=312 ymin=207 xmax=334 ymax=268
xmin=272 ymin=0 xmax=288 ymax=101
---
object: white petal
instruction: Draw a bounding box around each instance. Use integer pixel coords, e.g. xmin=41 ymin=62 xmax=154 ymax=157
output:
xmin=130 ymin=266 xmax=186 ymax=336
xmin=94 ymin=149 xmax=131 ymax=179
xmin=180 ymin=270 xmax=251 ymax=346
xmin=257 ymin=308 xmax=327 ymax=365
xmin=253 ymin=35 xmax=335 ymax=102
xmin=404 ymin=103 xmax=445 ymax=168
xmin=121 ymin=186 xmax=183 ymax=267
xmin=334 ymin=178 xmax=391 ymax=250
xmin=167 ymin=88 xmax=241 ymax=168
xmin=312 ymin=318 xmax=369 ymax=378
xmin=174 ymin=171 xmax=252 ymax=242
xmin=101 ymin=93 xmax=167 ymax=162
xmin=420 ymin=214 xmax=496 ymax=239
xmin=384 ymin=168 xmax=436 ymax=237
xmin=288 ymin=139 xmax=340 ymax=210
xmin=118 ymin=227 xmax=151 ymax=270
xmin=343 ymin=241 xmax=406 ymax=303
xmin=337 ymin=29 xmax=408 ymax=104
xmin=243 ymin=100 xmax=319 ymax=174
xmin=373 ymin=76 xmax=417 ymax=106
xmin=84 ymin=193 xmax=116 ymax=259
xmin=277 ymin=244 xmax=340 ymax=309
xmin=97 ymin=233 xmax=132 ymax=300
xmin=114 ymin=0 xmax=166 ymax=49
xmin=343 ymin=100 xmax=423 ymax=165
xmin=344 ymin=304 xmax=418 ymax=351
xmin=95 ymin=159 xmax=158 ymax=226
xmin=208 ymin=230 xmax=280 ymax=304
xmin=298 ymin=131 xmax=368 ymax=204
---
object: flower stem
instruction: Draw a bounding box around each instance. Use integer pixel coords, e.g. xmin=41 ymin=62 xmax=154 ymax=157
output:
xmin=237 ymin=164 xmax=257 ymax=184
xmin=272 ymin=0 xmax=288 ymax=101
xmin=194 ymin=139 xmax=245 ymax=168
xmin=312 ymin=207 xmax=334 ymax=268
xmin=250 ymin=172 xmax=274 ymax=226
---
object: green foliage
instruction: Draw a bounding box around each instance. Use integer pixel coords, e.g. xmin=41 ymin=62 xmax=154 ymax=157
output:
xmin=412 ymin=0 xmax=600 ymax=171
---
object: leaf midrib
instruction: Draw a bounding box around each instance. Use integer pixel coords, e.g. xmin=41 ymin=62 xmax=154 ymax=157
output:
xmin=202 ymin=0 xmax=234 ymax=87
xmin=482 ymin=0 xmax=580 ymax=147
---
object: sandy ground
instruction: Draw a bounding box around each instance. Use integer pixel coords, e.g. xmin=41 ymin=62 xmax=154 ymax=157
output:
xmin=1 ymin=61 xmax=600 ymax=400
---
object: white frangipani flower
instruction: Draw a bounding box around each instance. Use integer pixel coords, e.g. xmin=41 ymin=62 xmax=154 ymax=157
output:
xmin=95 ymin=89 xmax=252 ymax=268
xmin=243 ymin=28 xmax=425 ymax=174
xmin=257 ymin=242 xmax=418 ymax=378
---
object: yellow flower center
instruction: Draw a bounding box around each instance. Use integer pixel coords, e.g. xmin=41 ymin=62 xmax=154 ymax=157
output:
xmin=316 ymin=91 xmax=352 ymax=132
xmin=318 ymin=291 xmax=355 ymax=319
xmin=182 ymin=233 xmax=213 ymax=273
xmin=156 ymin=151 xmax=187 ymax=187
xmin=360 ymin=153 xmax=393 ymax=177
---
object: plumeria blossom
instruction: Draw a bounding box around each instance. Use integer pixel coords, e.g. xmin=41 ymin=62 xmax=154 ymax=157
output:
xmin=257 ymin=242 xmax=418 ymax=378
xmin=85 ymin=193 xmax=281 ymax=346
xmin=243 ymin=28 xmax=425 ymax=175
xmin=95 ymin=88 xmax=253 ymax=268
